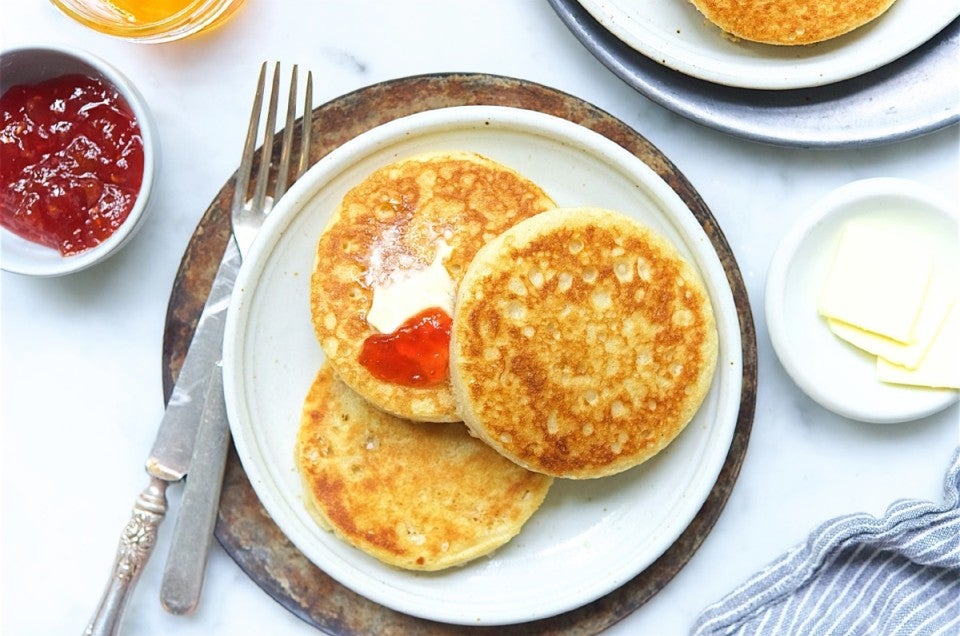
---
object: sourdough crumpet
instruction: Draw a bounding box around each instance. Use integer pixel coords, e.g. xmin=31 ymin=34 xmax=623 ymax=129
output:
xmin=311 ymin=151 xmax=555 ymax=422
xmin=450 ymin=207 xmax=718 ymax=479
xmin=689 ymin=0 xmax=898 ymax=45
xmin=296 ymin=364 xmax=553 ymax=571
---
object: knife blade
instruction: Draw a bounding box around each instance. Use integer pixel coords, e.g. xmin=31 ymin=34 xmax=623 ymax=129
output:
xmin=84 ymin=239 xmax=240 ymax=636
xmin=159 ymin=364 xmax=230 ymax=615
xmin=157 ymin=235 xmax=245 ymax=614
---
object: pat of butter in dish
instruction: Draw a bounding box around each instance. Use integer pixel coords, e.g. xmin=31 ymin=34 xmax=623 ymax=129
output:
xmin=818 ymin=218 xmax=934 ymax=343
xmin=877 ymin=303 xmax=960 ymax=389
xmin=366 ymin=239 xmax=455 ymax=334
xmin=827 ymin=269 xmax=956 ymax=369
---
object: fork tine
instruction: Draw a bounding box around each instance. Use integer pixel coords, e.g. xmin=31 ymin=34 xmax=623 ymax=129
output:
xmin=274 ymin=65 xmax=298 ymax=201
xmin=231 ymin=62 xmax=266 ymax=215
xmin=232 ymin=63 xmax=313 ymax=260
xmin=251 ymin=62 xmax=280 ymax=215
xmin=297 ymin=71 xmax=313 ymax=180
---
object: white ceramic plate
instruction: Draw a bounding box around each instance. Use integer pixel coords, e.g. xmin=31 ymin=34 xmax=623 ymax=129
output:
xmin=223 ymin=106 xmax=743 ymax=625
xmin=575 ymin=0 xmax=960 ymax=89
xmin=766 ymin=178 xmax=959 ymax=424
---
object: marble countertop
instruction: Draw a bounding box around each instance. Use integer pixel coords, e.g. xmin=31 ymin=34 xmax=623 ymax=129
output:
xmin=1 ymin=2 xmax=957 ymax=634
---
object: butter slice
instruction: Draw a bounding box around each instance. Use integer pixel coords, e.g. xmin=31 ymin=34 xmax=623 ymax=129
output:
xmin=366 ymin=239 xmax=455 ymax=334
xmin=827 ymin=269 xmax=956 ymax=368
xmin=818 ymin=219 xmax=934 ymax=343
xmin=877 ymin=303 xmax=960 ymax=389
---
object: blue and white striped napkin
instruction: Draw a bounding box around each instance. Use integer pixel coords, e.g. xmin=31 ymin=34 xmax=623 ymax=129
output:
xmin=693 ymin=447 xmax=960 ymax=636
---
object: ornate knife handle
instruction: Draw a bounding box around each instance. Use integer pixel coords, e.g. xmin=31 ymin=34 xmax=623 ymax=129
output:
xmin=84 ymin=477 xmax=169 ymax=636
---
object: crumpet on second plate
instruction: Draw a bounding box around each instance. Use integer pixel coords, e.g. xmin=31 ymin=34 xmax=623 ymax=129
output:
xmin=689 ymin=0 xmax=898 ymax=45
xmin=450 ymin=207 xmax=718 ymax=479
xmin=296 ymin=364 xmax=553 ymax=571
xmin=311 ymin=151 xmax=555 ymax=422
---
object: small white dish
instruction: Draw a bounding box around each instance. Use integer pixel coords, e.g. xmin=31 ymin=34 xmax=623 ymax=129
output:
xmin=222 ymin=105 xmax=744 ymax=625
xmin=575 ymin=0 xmax=960 ymax=90
xmin=0 ymin=44 xmax=157 ymax=277
xmin=766 ymin=177 xmax=959 ymax=423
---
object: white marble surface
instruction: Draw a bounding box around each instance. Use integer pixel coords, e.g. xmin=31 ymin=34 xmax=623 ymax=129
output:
xmin=1 ymin=2 xmax=958 ymax=635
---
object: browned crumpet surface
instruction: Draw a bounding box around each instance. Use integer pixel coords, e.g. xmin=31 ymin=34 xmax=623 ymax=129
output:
xmin=296 ymin=364 xmax=553 ymax=571
xmin=689 ymin=0 xmax=898 ymax=45
xmin=450 ymin=207 xmax=719 ymax=479
xmin=311 ymin=151 xmax=556 ymax=422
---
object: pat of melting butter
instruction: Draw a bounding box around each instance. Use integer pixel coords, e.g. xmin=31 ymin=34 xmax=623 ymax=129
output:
xmin=366 ymin=239 xmax=454 ymax=334
xmin=877 ymin=303 xmax=960 ymax=389
xmin=818 ymin=218 xmax=934 ymax=343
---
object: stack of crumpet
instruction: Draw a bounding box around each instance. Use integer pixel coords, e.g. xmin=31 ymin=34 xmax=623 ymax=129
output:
xmin=298 ymin=151 xmax=718 ymax=571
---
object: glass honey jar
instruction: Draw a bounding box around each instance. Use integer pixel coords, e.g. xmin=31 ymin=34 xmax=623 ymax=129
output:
xmin=50 ymin=0 xmax=245 ymax=43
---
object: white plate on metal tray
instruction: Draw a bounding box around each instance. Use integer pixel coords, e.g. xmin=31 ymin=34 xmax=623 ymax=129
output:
xmin=222 ymin=105 xmax=743 ymax=625
xmin=575 ymin=0 xmax=960 ymax=90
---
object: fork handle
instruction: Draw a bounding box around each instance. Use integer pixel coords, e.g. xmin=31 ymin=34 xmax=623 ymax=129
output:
xmin=84 ymin=477 xmax=169 ymax=636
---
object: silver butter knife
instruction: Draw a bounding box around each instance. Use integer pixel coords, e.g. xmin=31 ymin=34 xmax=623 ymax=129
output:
xmin=159 ymin=356 xmax=230 ymax=615
xmin=84 ymin=242 xmax=240 ymax=636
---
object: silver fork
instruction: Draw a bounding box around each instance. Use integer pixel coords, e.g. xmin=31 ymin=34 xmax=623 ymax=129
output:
xmin=158 ymin=61 xmax=313 ymax=617
xmin=232 ymin=61 xmax=313 ymax=258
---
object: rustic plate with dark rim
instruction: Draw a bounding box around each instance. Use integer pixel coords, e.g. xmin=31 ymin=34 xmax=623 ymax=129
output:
xmin=162 ymin=73 xmax=757 ymax=634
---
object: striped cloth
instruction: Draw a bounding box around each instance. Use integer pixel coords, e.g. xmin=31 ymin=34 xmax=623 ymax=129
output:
xmin=693 ymin=447 xmax=960 ymax=636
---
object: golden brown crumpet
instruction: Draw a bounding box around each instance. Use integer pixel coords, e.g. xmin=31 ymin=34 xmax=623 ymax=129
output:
xmin=311 ymin=151 xmax=555 ymax=422
xmin=689 ymin=0 xmax=898 ymax=45
xmin=296 ymin=364 xmax=553 ymax=571
xmin=450 ymin=207 xmax=719 ymax=479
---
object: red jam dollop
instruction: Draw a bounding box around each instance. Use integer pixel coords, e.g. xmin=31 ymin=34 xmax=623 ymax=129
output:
xmin=0 ymin=74 xmax=144 ymax=256
xmin=359 ymin=307 xmax=453 ymax=387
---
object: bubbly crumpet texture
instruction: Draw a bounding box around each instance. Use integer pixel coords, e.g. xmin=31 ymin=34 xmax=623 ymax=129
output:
xmin=689 ymin=0 xmax=898 ymax=45
xmin=310 ymin=151 xmax=555 ymax=422
xmin=450 ymin=207 xmax=718 ymax=479
xmin=296 ymin=364 xmax=553 ymax=570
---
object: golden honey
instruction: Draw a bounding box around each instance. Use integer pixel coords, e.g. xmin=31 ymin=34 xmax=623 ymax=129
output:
xmin=50 ymin=0 xmax=245 ymax=42
xmin=100 ymin=0 xmax=198 ymax=24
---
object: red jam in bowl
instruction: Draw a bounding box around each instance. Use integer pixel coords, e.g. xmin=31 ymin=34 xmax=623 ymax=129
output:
xmin=0 ymin=74 xmax=144 ymax=256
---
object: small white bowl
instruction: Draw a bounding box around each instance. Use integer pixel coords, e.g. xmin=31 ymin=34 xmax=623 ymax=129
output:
xmin=765 ymin=177 xmax=959 ymax=423
xmin=0 ymin=44 xmax=157 ymax=277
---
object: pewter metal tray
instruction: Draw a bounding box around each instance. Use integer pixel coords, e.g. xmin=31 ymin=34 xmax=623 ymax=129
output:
xmin=549 ymin=0 xmax=960 ymax=148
